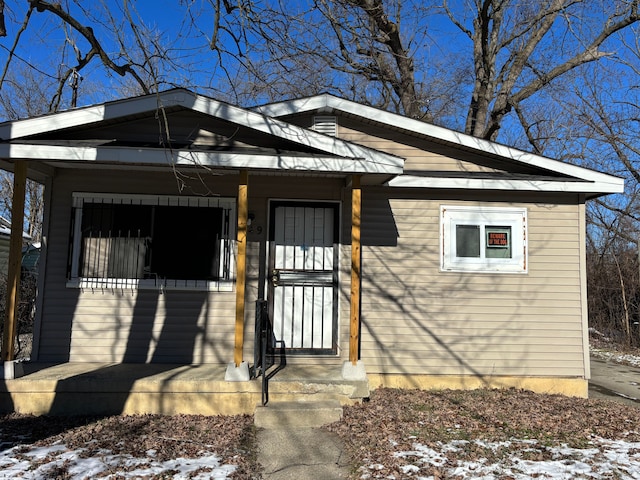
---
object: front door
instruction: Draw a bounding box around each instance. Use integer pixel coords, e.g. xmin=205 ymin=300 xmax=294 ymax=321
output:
xmin=268 ymin=201 xmax=339 ymax=355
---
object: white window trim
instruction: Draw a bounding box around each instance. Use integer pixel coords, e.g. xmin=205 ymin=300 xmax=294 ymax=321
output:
xmin=440 ymin=205 xmax=527 ymax=274
xmin=67 ymin=192 xmax=237 ymax=291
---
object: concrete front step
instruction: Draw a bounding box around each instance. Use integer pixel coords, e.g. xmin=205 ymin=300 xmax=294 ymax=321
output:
xmin=254 ymin=400 xmax=343 ymax=428
xmin=266 ymin=378 xmax=369 ymax=404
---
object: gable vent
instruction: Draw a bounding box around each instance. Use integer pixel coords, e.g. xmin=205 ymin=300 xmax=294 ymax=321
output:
xmin=313 ymin=115 xmax=338 ymax=136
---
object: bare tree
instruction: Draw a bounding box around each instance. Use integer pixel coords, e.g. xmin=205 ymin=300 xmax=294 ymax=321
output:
xmin=204 ymin=1 xmax=638 ymax=141
xmin=0 ymin=66 xmax=51 ymax=242
xmin=0 ymin=0 xmax=176 ymax=112
xmin=1 ymin=0 xmax=640 ymax=349
xmin=443 ymin=0 xmax=639 ymax=140
xmin=2 ymin=1 xmax=635 ymax=141
xmin=221 ymin=1 xmax=436 ymax=117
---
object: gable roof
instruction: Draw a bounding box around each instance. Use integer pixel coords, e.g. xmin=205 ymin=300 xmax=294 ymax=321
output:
xmin=0 ymin=89 xmax=403 ymax=181
xmin=254 ymin=94 xmax=624 ymax=198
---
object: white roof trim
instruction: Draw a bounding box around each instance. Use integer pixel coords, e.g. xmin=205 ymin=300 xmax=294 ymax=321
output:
xmin=388 ymin=175 xmax=624 ymax=195
xmin=0 ymin=91 xmax=189 ymax=140
xmin=0 ymin=90 xmax=403 ymax=173
xmin=254 ymin=94 xmax=621 ymax=186
xmin=0 ymin=143 xmax=402 ymax=174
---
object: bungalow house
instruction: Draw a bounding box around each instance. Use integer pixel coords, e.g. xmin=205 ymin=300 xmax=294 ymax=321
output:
xmin=0 ymin=89 xmax=623 ymax=415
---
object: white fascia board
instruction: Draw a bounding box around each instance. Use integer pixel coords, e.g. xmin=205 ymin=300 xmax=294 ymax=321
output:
xmin=387 ymin=175 xmax=624 ymax=195
xmin=0 ymin=90 xmax=194 ymax=140
xmin=0 ymin=144 xmax=400 ymax=174
xmin=257 ymin=94 xmax=620 ymax=185
xmin=253 ymin=95 xmax=332 ymax=117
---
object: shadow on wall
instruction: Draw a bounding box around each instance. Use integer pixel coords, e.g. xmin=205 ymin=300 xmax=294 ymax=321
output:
xmin=355 ymin=188 xmax=540 ymax=386
xmin=44 ymin=289 xmax=209 ymax=415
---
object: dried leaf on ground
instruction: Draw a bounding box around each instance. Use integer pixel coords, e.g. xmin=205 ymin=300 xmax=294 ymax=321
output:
xmin=326 ymin=388 xmax=640 ymax=479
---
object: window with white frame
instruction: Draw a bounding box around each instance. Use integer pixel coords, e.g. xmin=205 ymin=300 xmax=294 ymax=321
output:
xmin=440 ymin=205 xmax=527 ymax=273
xmin=68 ymin=193 xmax=236 ymax=290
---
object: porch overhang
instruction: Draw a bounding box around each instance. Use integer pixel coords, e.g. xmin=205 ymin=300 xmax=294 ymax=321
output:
xmin=0 ymin=143 xmax=403 ymax=177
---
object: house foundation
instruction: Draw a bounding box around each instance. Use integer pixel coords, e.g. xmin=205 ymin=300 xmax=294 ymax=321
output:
xmin=367 ymin=374 xmax=589 ymax=398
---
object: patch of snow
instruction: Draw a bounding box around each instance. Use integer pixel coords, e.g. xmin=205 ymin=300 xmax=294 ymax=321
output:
xmin=367 ymin=437 xmax=640 ymax=479
xmin=590 ymin=347 xmax=640 ymax=368
xmin=0 ymin=442 xmax=237 ymax=479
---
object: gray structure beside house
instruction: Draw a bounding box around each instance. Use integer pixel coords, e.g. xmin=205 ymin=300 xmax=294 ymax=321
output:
xmin=0 ymin=216 xmax=33 ymax=277
xmin=0 ymin=216 xmax=10 ymax=276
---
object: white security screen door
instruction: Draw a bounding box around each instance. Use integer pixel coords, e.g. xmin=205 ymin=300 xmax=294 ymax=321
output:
xmin=268 ymin=202 xmax=339 ymax=355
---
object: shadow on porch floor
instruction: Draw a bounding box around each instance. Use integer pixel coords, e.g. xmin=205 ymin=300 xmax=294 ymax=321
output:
xmin=0 ymin=362 xmax=369 ymax=416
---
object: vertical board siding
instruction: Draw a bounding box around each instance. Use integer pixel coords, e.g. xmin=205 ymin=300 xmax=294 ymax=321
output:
xmin=359 ymin=189 xmax=585 ymax=377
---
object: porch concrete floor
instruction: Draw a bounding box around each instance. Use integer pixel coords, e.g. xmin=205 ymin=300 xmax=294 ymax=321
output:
xmin=10 ymin=362 xmax=353 ymax=386
xmin=0 ymin=362 xmax=368 ymax=416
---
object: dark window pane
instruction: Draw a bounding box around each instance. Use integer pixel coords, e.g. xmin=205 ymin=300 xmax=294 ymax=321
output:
xmin=456 ymin=224 xmax=480 ymax=258
xmin=80 ymin=204 xmax=152 ymax=278
xmin=79 ymin=203 xmax=225 ymax=281
xmin=150 ymin=206 xmax=223 ymax=280
xmin=82 ymin=203 xmax=152 ymax=238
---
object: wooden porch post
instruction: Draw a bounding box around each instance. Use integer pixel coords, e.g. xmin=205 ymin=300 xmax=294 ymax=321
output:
xmin=234 ymin=170 xmax=249 ymax=367
xmin=350 ymin=174 xmax=362 ymax=365
xmin=2 ymin=161 xmax=27 ymax=362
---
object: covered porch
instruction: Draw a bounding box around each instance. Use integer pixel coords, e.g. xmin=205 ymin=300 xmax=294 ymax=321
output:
xmin=0 ymin=90 xmax=404 ymax=415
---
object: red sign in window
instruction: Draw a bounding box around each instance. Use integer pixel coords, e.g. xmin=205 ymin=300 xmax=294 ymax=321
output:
xmin=487 ymin=232 xmax=508 ymax=247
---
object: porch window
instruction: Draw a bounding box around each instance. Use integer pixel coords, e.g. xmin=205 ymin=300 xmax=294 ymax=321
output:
xmin=67 ymin=193 xmax=236 ymax=290
xmin=441 ymin=205 xmax=527 ymax=273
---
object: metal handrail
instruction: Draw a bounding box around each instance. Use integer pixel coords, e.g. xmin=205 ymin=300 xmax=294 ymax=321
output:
xmin=252 ymin=299 xmax=286 ymax=405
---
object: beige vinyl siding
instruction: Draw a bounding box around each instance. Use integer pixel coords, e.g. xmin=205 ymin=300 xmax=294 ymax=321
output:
xmin=338 ymin=125 xmax=500 ymax=172
xmin=359 ymin=188 xmax=586 ymax=378
xmin=281 ymin=112 xmax=550 ymax=176
xmin=37 ymin=169 xmax=239 ymax=364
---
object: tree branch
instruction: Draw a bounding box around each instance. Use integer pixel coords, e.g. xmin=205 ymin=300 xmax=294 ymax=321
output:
xmin=29 ymin=0 xmax=150 ymax=94
xmin=0 ymin=5 xmax=33 ymax=91
xmin=487 ymin=1 xmax=640 ymax=138
xmin=0 ymin=0 xmax=6 ymax=37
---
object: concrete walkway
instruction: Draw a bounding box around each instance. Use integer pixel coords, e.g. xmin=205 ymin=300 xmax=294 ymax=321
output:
xmin=589 ymin=357 xmax=640 ymax=407
xmin=257 ymin=427 xmax=351 ymax=479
